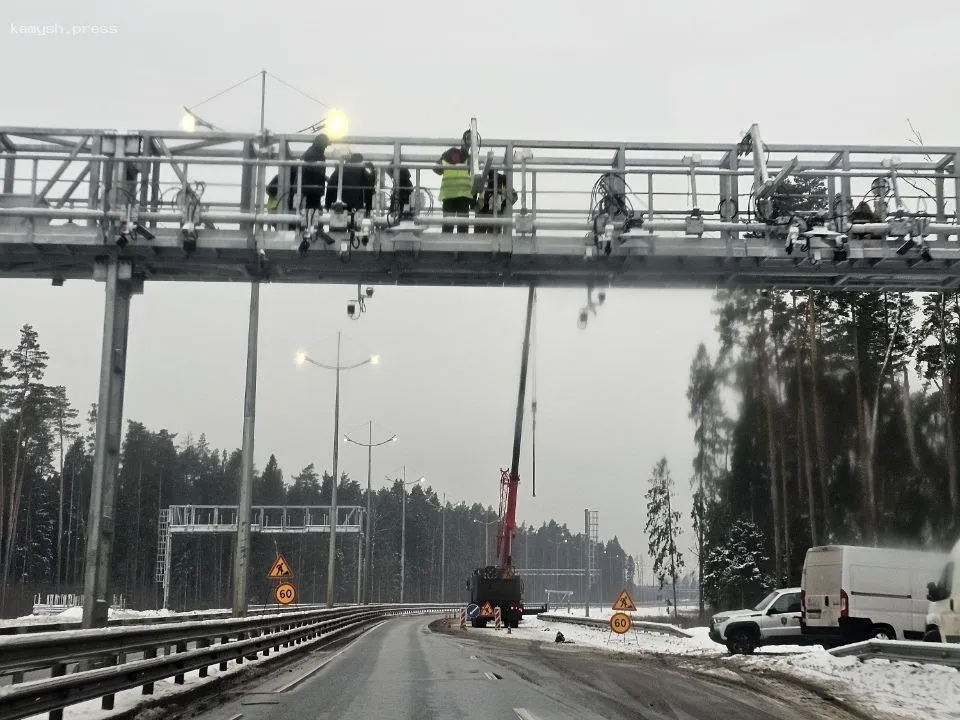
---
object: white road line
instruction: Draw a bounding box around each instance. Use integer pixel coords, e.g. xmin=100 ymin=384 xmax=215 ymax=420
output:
xmin=484 ymin=671 xmax=497 ymax=680
xmin=226 ymin=714 xmax=243 ymax=720
xmin=513 ymin=708 xmax=542 ymax=720
xmin=275 ymin=620 xmax=389 ymax=692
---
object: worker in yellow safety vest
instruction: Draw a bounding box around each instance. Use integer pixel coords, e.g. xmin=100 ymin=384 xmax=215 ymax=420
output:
xmin=433 ymin=130 xmax=474 ymax=233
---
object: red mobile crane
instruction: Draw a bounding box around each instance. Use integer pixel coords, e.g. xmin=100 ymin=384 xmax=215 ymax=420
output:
xmin=467 ymin=286 xmax=535 ymax=628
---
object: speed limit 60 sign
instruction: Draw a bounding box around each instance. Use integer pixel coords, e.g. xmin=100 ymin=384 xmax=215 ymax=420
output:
xmin=274 ymin=582 xmax=297 ymax=605
xmin=610 ymin=611 xmax=631 ymax=634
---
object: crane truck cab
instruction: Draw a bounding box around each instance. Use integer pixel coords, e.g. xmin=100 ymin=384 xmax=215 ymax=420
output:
xmin=468 ymin=566 xmax=523 ymax=628
xmin=925 ymin=537 xmax=959 ymax=643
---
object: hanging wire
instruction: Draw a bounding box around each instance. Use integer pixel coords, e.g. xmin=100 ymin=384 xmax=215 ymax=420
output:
xmin=267 ymin=72 xmax=332 ymax=109
xmin=188 ymin=71 xmax=263 ymax=110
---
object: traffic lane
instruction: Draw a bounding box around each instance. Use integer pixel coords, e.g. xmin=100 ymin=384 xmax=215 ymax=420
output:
xmin=229 ymin=615 xmax=561 ymax=720
xmin=438 ymin=622 xmax=866 ymax=720
xmin=204 ymin=616 xmax=861 ymax=720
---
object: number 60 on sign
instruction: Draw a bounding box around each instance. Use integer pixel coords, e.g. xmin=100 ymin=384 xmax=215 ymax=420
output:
xmin=609 ymin=612 xmax=631 ymax=634
xmin=275 ymin=582 xmax=297 ymax=605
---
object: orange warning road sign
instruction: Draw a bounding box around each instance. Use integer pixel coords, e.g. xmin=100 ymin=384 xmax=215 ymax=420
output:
xmin=267 ymin=553 xmax=294 ymax=580
xmin=480 ymin=602 xmax=494 ymax=618
xmin=610 ymin=612 xmax=631 ymax=634
xmin=274 ymin=582 xmax=296 ymax=605
xmin=612 ymin=589 xmax=637 ymax=612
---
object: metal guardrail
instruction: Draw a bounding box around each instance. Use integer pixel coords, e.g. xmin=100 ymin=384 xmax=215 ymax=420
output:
xmin=537 ymin=612 xmax=694 ymax=639
xmin=828 ymin=639 xmax=960 ymax=668
xmin=0 ymin=603 xmax=458 ymax=720
xmin=0 ymin=603 xmax=328 ymax=636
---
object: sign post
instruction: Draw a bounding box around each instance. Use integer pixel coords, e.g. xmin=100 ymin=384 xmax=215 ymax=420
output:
xmin=268 ymin=553 xmax=296 ymax=607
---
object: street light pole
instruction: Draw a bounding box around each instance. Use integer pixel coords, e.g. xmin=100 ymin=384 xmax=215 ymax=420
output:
xmin=326 ymin=332 xmax=341 ymax=608
xmin=400 ymin=466 xmax=406 ymax=603
xmin=398 ymin=468 xmax=424 ymax=604
xmin=344 ymin=424 xmax=396 ymax=604
xmin=440 ymin=494 xmax=445 ymax=603
xmin=297 ymin=340 xmax=378 ymax=609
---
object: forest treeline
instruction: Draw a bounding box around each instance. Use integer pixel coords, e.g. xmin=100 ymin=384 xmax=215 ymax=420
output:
xmin=0 ymin=325 xmax=632 ymax=616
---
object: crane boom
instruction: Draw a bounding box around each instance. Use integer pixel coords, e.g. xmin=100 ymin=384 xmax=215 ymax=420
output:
xmin=496 ymin=285 xmax=535 ymax=567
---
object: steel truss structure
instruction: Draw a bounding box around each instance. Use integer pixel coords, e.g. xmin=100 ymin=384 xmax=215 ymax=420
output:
xmin=2 ymin=123 xmax=960 ymax=290
xmin=6 ymin=120 xmax=960 ymax=626
xmin=156 ymin=504 xmax=362 ymax=609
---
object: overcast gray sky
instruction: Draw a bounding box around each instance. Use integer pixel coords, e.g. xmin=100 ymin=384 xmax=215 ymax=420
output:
xmin=3 ymin=0 xmax=959 ymax=577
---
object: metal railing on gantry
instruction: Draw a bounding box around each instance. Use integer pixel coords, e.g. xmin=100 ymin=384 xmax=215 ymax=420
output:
xmin=2 ymin=123 xmax=960 ymax=289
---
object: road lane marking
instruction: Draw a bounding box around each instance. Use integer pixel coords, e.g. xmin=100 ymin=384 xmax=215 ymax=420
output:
xmin=275 ymin=620 xmax=389 ymax=692
xmin=514 ymin=709 xmax=542 ymax=720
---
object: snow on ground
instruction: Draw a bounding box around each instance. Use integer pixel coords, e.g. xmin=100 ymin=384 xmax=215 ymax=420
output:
xmin=19 ymin=651 xmax=261 ymax=720
xmin=0 ymin=606 xmax=222 ymax=628
xmin=734 ymin=647 xmax=960 ymax=720
xmin=508 ymin=615 xmax=960 ymax=720
xmin=510 ymin=614 xmax=722 ymax=657
xmin=545 ymin=603 xmax=699 ymax=620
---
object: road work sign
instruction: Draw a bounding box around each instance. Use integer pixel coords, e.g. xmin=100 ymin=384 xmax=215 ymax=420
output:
xmin=267 ymin=553 xmax=294 ymax=579
xmin=480 ymin=602 xmax=494 ymax=618
xmin=275 ymin=582 xmax=297 ymax=605
xmin=612 ymin=589 xmax=637 ymax=612
xmin=610 ymin=612 xmax=631 ymax=634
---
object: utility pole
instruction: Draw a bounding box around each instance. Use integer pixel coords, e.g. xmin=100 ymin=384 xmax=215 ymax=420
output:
xmin=585 ymin=509 xmax=590 ymax=618
xmin=232 ymin=70 xmax=267 ymax=618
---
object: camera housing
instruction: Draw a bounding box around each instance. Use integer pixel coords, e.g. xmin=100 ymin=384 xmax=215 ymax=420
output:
xmin=365 ymin=286 xmax=374 ymax=298
xmin=347 ymin=302 xmax=357 ymax=317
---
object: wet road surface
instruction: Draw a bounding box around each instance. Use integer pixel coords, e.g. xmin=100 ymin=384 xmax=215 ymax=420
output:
xmin=188 ymin=615 xmax=870 ymax=720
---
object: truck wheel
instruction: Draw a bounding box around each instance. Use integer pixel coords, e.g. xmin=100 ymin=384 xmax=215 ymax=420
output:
xmin=923 ymin=628 xmax=942 ymax=643
xmin=726 ymin=630 xmax=756 ymax=655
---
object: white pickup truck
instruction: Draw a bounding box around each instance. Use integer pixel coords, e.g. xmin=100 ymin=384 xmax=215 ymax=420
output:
xmin=709 ymin=587 xmax=804 ymax=654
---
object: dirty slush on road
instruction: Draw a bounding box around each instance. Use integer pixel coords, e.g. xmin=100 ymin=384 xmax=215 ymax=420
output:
xmin=430 ymin=619 xmax=880 ymax=720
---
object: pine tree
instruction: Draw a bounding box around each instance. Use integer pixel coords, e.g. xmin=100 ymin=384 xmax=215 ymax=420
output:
xmin=644 ymin=458 xmax=684 ymax=619
xmin=687 ymin=343 xmax=724 ymax=617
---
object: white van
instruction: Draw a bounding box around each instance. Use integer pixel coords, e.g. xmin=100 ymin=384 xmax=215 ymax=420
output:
xmin=800 ymin=545 xmax=947 ymax=645
xmin=925 ymin=537 xmax=959 ymax=643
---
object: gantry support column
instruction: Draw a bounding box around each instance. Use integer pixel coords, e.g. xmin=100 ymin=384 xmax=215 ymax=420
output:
xmin=81 ymin=258 xmax=138 ymax=628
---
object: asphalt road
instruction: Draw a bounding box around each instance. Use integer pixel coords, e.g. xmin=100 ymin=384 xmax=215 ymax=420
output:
xmin=189 ymin=615 xmax=869 ymax=720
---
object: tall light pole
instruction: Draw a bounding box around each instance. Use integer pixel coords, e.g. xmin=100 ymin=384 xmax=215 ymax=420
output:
xmin=344 ymin=422 xmax=396 ymax=604
xmin=231 ymin=71 xmax=268 ymax=618
xmin=296 ymin=338 xmax=378 ymax=608
xmin=474 ymin=518 xmax=498 ymax=566
xmin=398 ymin=468 xmax=424 ymax=603
xmin=440 ymin=493 xmax=446 ymax=603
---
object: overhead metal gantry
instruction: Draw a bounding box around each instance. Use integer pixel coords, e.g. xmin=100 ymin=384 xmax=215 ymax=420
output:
xmin=2 ymin=123 xmax=960 ymax=290
xmin=4 ymin=121 xmax=960 ymax=628
xmin=156 ymin=504 xmax=362 ymax=609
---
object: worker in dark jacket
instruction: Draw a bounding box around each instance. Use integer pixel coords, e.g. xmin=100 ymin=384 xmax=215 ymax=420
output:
xmin=433 ymin=130 xmax=474 ymax=233
xmin=324 ymin=150 xmax=376 ymax=214
xmin=475 ymin=170 xmax=517 ymax=234
xmin=266 ymin=133 xmax=329 ymax=216
xmin=389 ymin=167 xmax=414 ymax=219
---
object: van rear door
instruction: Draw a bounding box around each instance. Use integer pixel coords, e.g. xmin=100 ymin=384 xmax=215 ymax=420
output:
xmin=803 ymin=547 xmax=844 ymax=628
